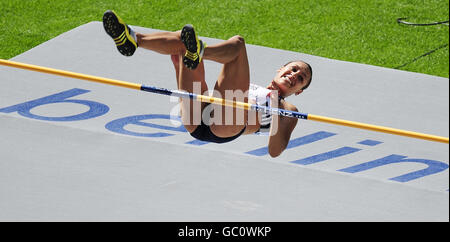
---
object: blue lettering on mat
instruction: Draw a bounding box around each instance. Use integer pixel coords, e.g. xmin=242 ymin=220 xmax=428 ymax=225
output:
xmin=0 ymin=88 xmax=109 ymax=121
xmin=292 ymin=147 xmax=361 ymax=165
xmin=358 ymin=139 xmax=383 ymax=146
xmin=292 ymin=140 xmax=383 ymax=165
xmin=339 ymin=155 xmax=449 ymax=182
xmin=105 ymin=114 xmax=187 ymax=138
xmin=1 ymin=89 xmax=448 ymax=187
xmin=185 ymin=139 xmax=209 ymax=146
xmin=245 ymin=131 xmax=336 ymax=156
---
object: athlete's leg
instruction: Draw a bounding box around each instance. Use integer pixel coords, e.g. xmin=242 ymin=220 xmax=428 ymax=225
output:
xmin=170 ymin=54 xmax=208 ymax=133
xmin=137 ymin=31 xmax=208 ymax=132
xmin=203 ymin=35 xmax=246 ymax=64
xmin=103 ymin=12 xmax=208 ymax=133
xmin=204 ymin=35 xmax=250 ymax=137
xmin=136 ymin=31 xmax=186 ymax=55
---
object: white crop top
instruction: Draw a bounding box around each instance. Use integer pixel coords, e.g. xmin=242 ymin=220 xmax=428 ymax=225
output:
xmin=248 ymin=83 xmax=276 ymax=134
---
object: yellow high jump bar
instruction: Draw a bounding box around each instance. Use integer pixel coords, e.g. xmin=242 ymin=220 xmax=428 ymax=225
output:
xmin=0 ymin=58 xmax=448 ymax=144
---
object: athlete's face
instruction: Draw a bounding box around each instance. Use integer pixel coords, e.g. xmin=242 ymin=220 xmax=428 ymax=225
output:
xmin=268 ymin=61 xmax=311 ymax=97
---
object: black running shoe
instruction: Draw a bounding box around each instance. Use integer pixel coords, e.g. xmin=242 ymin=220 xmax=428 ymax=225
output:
xmin=102 ymin=10 xmax=138 ymax=57
xmin=181 ymin=24 xmax=206 ymax=69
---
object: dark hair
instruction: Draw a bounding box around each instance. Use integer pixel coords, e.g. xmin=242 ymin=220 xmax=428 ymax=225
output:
xmin=283 ymin=60 xmax=313 ymax=90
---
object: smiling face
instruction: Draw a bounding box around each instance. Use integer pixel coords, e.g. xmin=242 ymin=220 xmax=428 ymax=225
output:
xmin=268 ymin=61 xmax=312 ymax=97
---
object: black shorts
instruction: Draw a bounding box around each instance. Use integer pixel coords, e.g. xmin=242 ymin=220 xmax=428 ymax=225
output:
xmin=189 ymin=120 xmax=246 ymax=144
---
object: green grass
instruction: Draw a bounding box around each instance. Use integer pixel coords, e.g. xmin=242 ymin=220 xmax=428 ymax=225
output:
xmin=1 ymin=0 xmax=448 ymax=77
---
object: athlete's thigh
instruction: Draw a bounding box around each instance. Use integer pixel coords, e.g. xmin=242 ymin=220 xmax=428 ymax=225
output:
xmin=210 ymin=47 xmax=250 ymax=137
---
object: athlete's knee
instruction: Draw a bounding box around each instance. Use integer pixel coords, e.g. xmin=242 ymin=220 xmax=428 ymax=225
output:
xmin=231 ymin=35 xmax=245 ymax=42
xmin=229 ymin=35 xmax=245 ymax=50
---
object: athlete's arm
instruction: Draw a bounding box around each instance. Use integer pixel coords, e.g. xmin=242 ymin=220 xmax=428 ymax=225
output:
xmin=267 ymin=100 xmax=298 ymax=158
